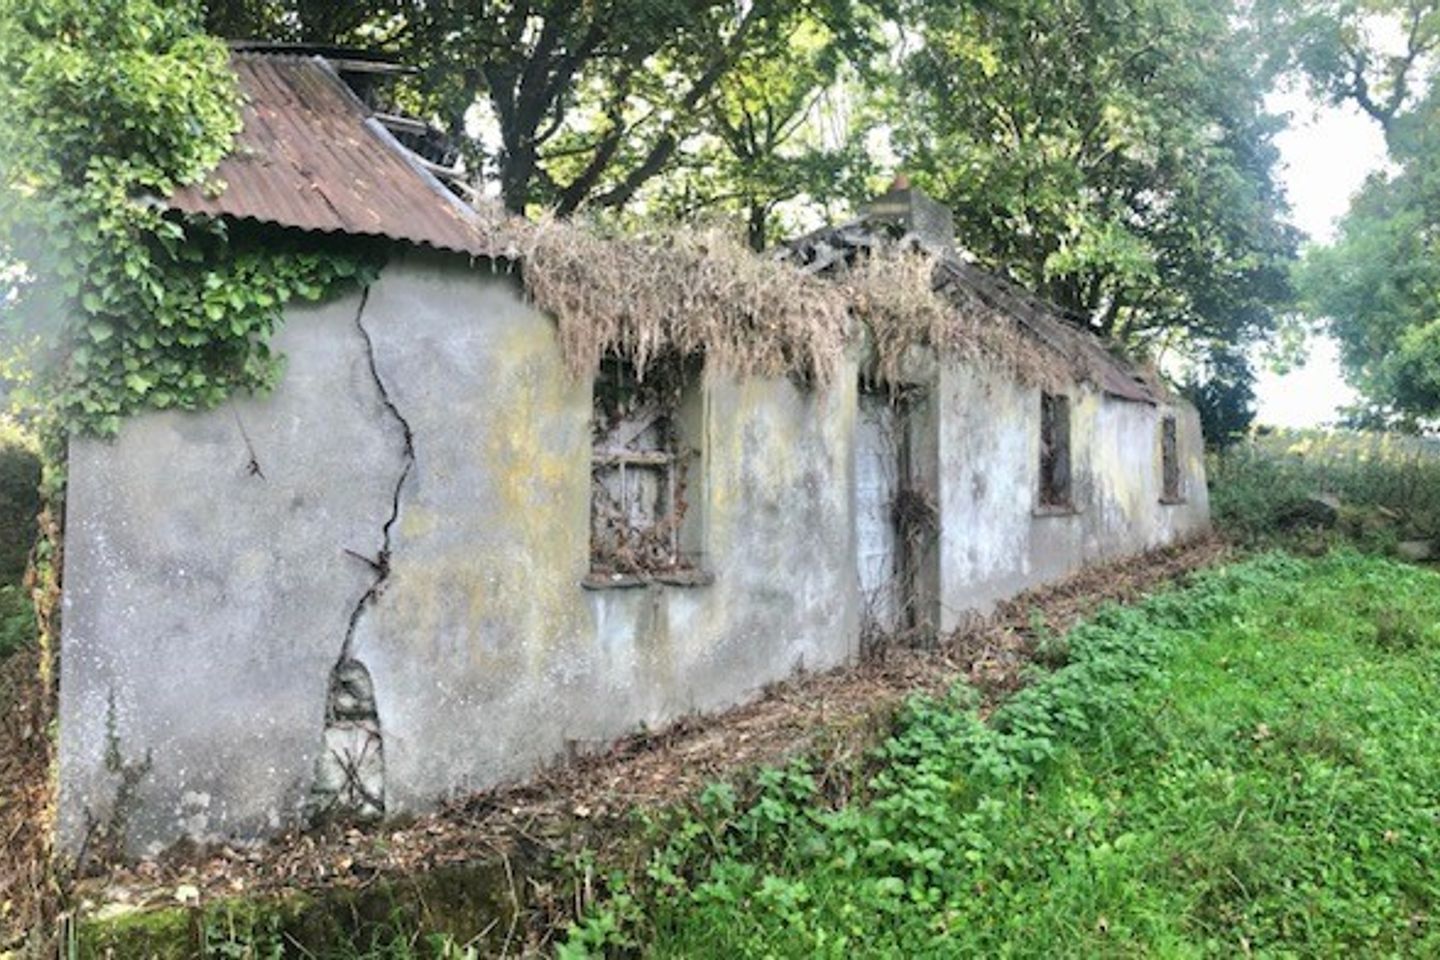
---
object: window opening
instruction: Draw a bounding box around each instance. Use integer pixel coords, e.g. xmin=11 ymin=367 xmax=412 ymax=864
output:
xmin=590 ymin=356 xmax=695 ymax=576
xmin=1161 ymin=415 xmax=1181 ymax=502
xmin=1039 ymin=392 xmax=1072 ymax=508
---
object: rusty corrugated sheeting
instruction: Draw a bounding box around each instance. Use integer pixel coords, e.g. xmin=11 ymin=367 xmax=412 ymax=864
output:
xmin=168 ymin=54 xmax=490 ymax=257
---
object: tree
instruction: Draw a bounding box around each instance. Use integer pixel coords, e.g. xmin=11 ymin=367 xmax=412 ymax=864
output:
xmin=637 ymin=10 xmax=880 ymax=248
xmin=1181 ymin=347 xmax=1258 ymax=448
xmin=1278 ymin=0 xmax=1440 ymax=422
xmin=889 ymin=0 xmax=1298 ymax=377
xmin=203 ymin=0 xmax=881 ymax=216
xmin=1297 ymin=88 xmax=1440 ymax=422
xmin=1260 ymin=0 xmax=1440 ymax=143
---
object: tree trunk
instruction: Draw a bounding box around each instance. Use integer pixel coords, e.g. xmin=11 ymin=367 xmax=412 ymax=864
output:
xmin=747 ymin=201 xmax=768 ymax=251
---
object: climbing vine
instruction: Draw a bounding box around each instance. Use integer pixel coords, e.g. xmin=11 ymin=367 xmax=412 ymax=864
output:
xmin=0 ymin=0 xmax=378 ymax=451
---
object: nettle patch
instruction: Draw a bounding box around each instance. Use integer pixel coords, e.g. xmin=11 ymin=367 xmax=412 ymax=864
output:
xmin=558 ymin=551 xmax=1440 ymax=957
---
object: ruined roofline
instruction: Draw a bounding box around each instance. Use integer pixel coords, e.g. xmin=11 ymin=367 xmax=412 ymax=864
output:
xmin=166 ymin=50 xmax=1167 ymax=403
xmin=166 ymin=52 xmax=488 ymax=257
xmin=780 ymin=205 xmax=1166 ymax=405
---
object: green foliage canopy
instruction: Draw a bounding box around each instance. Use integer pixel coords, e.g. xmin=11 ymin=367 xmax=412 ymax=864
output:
xmin=1280 ymin=0 xmax=1440 ymax=423
xmin=890 ymin=0 xmax=1299 ymax=371
xmin=633 ymin=10 xmax=880 ymax=248
xmin=203 ymin=0 xmax=884 ymax=219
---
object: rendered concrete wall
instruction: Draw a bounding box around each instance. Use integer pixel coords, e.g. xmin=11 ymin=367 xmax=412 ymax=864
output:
xmin=59 ymin=249 xmax=1209 ymax=855
xmin=933 ymin=361 xmax=1210 ymax=628
xmin=58 ymin=252 xmax=860 ymax=854
xmin=59 ymin=286 xmax=405 ymax=853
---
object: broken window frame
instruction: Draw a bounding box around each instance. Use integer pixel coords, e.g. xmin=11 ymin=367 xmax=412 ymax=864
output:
xmin=1038 ymin=391 xmax=1074 ymax=511
xmin=1160 ymin=414 xmax=1183 ymax=503
xmin=587 ymin=355 xmax=706 ymax=585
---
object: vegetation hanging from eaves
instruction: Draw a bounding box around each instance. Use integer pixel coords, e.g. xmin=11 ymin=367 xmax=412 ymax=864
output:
xmin=497 ymin=213 xmax=1111 ymax=392
xmin=507 ymin=215 xmax=853 ymax=386
xmin=844 ymin=246 xmax=1078 ymax=390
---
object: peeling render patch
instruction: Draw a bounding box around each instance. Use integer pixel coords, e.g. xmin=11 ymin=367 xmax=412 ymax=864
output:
xmin=310 ymin=287 xmax=416 ymax=822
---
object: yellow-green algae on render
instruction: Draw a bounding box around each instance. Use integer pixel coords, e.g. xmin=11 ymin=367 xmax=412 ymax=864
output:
xmin=59 ymin=246 xmax=1206 ymax=859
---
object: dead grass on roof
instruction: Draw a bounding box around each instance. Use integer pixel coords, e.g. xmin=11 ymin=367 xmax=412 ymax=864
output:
xmin=487 ymin=215 xmax=1111 ymax=393
xmin=843 ymin=247 xmax=1074 ymax=389
xmin=503 ymin=216 xmax=852 ymax=386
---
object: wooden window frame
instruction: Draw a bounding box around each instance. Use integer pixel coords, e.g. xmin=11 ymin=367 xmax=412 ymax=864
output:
xmin=585 ymin=356 xmax=709 ymax=588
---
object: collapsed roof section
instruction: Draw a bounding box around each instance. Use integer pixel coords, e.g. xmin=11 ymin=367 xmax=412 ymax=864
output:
xmin=783 ymin=186 xmax=1164 ymax=405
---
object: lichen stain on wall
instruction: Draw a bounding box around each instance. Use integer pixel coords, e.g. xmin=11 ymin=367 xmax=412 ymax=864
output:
xmin=474 ymin=325 xmax=591 ymax=672
xmin=398 ymin=507 xmax=439 ymax=541
xmin=704 ymin=377 xmax=851 ymax=577
xmin=1087 ymin=399 xmax=1147 ymax=534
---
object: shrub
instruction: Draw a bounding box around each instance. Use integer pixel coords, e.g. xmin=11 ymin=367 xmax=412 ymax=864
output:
xmin=1210 ymin=429 xmax=1440 ymax=550
xmin=0 ymin=419 xmax=41 ymax=586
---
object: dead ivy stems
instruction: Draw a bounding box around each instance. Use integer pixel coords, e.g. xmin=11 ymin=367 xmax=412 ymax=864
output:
xmin=499 ymin=215 xmax=1097 ymax=392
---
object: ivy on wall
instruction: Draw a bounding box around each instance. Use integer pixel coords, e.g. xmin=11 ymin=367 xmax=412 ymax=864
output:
xmin=0 ymin=0 xmax=377 ymax=449
xmin=0 ymin=12 xmax=376 ymax=926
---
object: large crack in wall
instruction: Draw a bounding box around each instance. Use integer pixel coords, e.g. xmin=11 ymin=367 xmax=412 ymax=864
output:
xmin=310 ymin=286 xmax=416 ymax=822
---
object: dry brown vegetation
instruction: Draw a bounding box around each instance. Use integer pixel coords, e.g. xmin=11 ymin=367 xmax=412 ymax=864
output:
xmin=0 ymin=643 xmax=56 ymax=949
xmin=503 ymin=216 xmax=851 ymax=386
xmin=1 ymin=504 xmax=62 ymax=952
xmin=845 ymin=247 xmax=1074 ymax=389
xmin=483 ymin=213 xmax=1132 ymax=393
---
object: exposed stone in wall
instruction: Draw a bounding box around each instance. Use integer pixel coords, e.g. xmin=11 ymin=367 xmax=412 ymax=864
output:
xmin=308 ymin=286 xmax=417 ymax=823
xmin=311 ymin=658 xmax=384 ymax=820
xmin=59 ymin=281 xmax=420 ymax=855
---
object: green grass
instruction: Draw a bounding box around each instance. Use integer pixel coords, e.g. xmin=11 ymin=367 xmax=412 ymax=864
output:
xmin=0 ymin=581 xmax=35 ymax=661
xmin=563 ymin=552 xmax=1440 ymax=958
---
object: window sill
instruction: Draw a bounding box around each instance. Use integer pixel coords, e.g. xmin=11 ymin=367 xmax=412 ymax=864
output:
xmin=1033 ymin=504 xmax=1080 ymax=518
xmin=582 ymin=569 xmax=715 ymax=591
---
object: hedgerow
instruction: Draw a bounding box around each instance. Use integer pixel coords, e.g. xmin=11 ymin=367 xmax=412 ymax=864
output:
xmin=1210 ymin=428 xmax=1440 ymax=547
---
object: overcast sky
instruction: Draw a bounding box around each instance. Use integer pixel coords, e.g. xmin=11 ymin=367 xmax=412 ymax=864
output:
xmin=1250 ymin=88 xmax=1388 ymax=428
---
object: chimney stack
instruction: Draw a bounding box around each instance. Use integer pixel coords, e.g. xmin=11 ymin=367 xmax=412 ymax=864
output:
xmin=860 ymin=175 xmax=956 ymax=255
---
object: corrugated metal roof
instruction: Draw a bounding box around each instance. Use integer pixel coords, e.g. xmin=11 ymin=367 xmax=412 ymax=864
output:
xmin=168 ymin=53 xmax=490 ymax=257
xmin=783 ymin=219 xmax=1164 ymax=405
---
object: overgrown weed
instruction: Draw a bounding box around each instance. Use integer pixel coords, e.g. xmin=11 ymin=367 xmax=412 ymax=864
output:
xmin=557 ymin=550 xmax=1440 ymax=957
xmin=1211 ymin=428 xmax=1440 ymax=551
